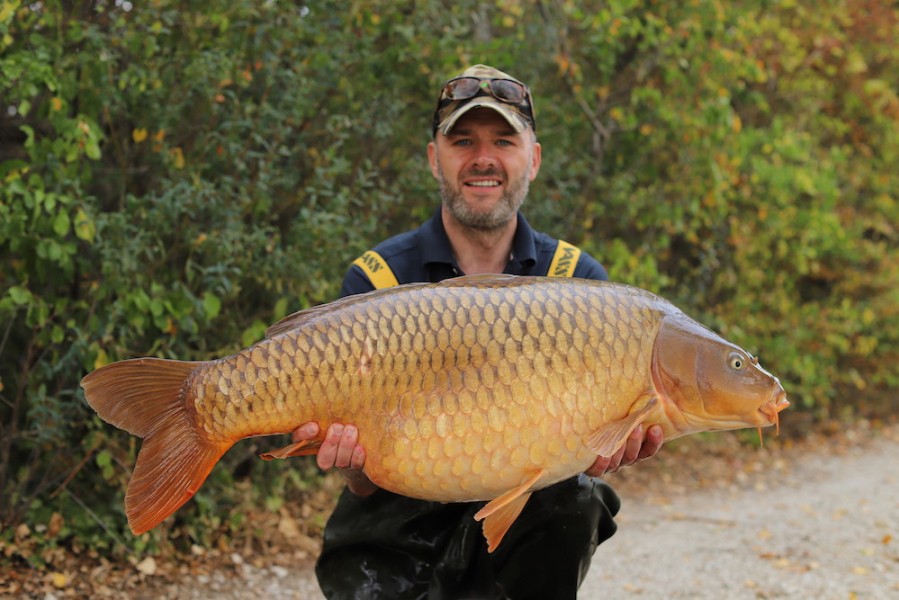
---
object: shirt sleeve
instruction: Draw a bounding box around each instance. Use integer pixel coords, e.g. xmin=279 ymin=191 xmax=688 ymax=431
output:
xmin=338 ymin=265 xmax=377 ymax=299
xmin=573 ymin=253 xmax=609 ymax=282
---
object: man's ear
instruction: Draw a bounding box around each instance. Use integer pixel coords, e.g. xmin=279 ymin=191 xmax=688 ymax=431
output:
xmin=427 ymin=141 xmax=440 ymax=179
xmin=529 ymin=141 xmax=542 ymax=181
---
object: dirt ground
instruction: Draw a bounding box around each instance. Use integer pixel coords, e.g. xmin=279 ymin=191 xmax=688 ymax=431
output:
xmin=6 ymin=420 xmax=898 ymax=599
xmin=585 ymin=421 xmax=899 ymax=599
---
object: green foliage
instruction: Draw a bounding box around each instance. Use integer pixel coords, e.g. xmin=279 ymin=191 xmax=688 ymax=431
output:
xmin=1 ymin=0 xmax=896 ymax=557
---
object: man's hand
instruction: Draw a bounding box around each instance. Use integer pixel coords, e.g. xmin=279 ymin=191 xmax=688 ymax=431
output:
xmin=586 ymin=424 xmax=663 ymax=477
xmin=292 ymin=422 xmax=378 ymax=497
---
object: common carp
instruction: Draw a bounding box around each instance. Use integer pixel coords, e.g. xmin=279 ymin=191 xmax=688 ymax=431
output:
xmin=81 ymin=274 xmax=788 ymax=551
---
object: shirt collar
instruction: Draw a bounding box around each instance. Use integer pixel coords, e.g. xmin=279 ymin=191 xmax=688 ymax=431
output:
xmin=421 ymin=207 xmax=537 ymax=270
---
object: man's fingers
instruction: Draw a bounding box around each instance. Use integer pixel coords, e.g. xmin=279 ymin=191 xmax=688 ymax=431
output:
xmin=621 ymin=424 xmax=644 ymax=465
xmin=334 ymin=425 xmax=358 ymax=468
xmin=637 ymin=424 xmax=664 ymax=460
xmin=316 ymin=424 xmax=343 ymax=470
xmin=350 ymin=445 xmax=366 ymax=471
xmin=586 ymin=455 xmax=613 ymax=477
xmin=292 ymin=421 xmax=320 ymax=443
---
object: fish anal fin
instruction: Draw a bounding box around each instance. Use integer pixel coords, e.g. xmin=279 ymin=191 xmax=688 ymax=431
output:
xmin=474 ymin=469 xmax=545 ymax=553
xmin=588 ymin=399 xmax=658 ymax=457
xmin=260 ymin=438 xmax=323 ymax=461
xmin=480 ymin=493 xmax=531 ymax=553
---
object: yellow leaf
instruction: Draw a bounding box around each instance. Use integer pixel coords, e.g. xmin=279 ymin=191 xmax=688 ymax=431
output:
xmin=94 ymin=348 xmax=109 ymax=370
xmin=74 ymin=208 xmax=96 ymax=242
xmin=51 ymin=572 xmax=67 ymax=588
xmin=51 ymin=97 xmax=63 ymax=111
xmin=0 ymin=2 xmax=15 ymax=24
xmin=164 ymin=317 xmax=178 ymax=335
xmin=133 ymin=128 xmax=148 ymax=143
xmin=170 ymin=147 xmax=185 ymax=169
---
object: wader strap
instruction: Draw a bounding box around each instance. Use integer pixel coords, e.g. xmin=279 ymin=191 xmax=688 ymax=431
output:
xmin=353 ymin=250 xmax=400 ymax=289
xmin=547 ymin=240 xmax=580 ymax=278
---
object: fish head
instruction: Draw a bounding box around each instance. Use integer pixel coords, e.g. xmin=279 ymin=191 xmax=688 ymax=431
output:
xmin=651 ymin=315 xmax=789 ymax=434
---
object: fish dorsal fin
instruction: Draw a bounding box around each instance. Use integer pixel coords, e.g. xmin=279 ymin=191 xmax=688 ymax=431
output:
xmin=587 ymin=398 xmax=658 ymax=457
xmin=474 ymin=468 xmax=545 ymax=553
xmin=265 ymin=275 xmax=533 ymax=339
xmin=264 ymin=283 xmax=433 ymax=338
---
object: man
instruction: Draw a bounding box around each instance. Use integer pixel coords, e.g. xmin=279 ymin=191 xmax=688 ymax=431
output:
xmin=292 ymin=65 xmax=664 ymax=599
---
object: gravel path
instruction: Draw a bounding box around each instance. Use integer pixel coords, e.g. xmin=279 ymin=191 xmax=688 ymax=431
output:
xmin=585 ymin=430 xmax=899 ymax=599
xmin=156 ymin=424 xmax=899 ymax=599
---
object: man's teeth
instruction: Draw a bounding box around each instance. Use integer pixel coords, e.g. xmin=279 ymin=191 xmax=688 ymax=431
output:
xmin=467 ymin=181 xmax=500 ymax=187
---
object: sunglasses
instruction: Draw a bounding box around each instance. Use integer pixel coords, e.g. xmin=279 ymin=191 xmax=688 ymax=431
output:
xmin=440 ymin=77 xmax=532 ymax=106
xmin=433 ymin=76 xmax=536 ymax=134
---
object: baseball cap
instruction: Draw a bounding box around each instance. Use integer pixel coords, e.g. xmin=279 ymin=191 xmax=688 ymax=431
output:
xmin=431 ymin=64 xmax=536 ymax=137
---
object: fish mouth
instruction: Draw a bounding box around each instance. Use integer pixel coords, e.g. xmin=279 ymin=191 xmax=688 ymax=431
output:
xmin=759 ymin=393 xmax=790 ymax=435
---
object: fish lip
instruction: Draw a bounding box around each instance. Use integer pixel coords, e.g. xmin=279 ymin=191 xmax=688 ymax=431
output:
xmin=759 ymin=392 xmax=790 ymax=432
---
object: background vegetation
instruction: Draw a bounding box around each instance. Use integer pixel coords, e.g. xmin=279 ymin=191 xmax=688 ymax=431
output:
xmin=2 ymin=0 xmax=896 ymax=564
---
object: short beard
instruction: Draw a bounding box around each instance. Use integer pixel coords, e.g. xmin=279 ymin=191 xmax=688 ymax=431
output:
xmin=436 ymin=160 xmax=531 ymax=232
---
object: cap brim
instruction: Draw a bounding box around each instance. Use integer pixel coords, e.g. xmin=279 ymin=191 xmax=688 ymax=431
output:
xmin=437 ymin=98 xmax=528 ymax=136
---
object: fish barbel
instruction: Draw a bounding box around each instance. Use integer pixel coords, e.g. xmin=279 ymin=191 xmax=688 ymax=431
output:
xmin=82 ymin=274 xmax=788 ymax=551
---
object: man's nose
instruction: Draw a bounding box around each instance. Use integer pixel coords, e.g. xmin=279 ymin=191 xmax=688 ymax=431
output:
xmin=471 ymin=146 xmax=498 ymax=171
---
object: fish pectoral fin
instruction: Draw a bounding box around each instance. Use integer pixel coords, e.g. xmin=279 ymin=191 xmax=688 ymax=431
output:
xmin=474 ymin=469 xmax=545 ymax=553
xmin=587 ymin=399 xmax=658 ymax=457
xmin=259 ymin=439 xmax=323 ymax=461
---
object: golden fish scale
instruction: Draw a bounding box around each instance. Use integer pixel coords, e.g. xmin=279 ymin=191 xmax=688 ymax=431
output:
xmin=190 ymin=280 xmax=665 ymax=502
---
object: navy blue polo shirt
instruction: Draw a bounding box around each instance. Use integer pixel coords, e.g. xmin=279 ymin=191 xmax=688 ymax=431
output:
xmin=339 ymin=208 xmax=608 ymax=298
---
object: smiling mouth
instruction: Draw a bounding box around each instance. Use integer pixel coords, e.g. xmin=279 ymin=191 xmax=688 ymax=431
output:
xmin=466 ymin=180 xmax=501 ymax=188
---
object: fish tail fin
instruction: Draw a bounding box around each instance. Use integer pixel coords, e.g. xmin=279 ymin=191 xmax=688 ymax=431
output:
xmin=81 ymin=358 xmax=233 ymax=535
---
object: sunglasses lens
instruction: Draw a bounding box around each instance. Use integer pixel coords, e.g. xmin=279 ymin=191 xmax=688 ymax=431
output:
xmin=444 ymin=77 xmax=482 ymax=100
xmin=490 ymin=80 xmax=526 ymax=104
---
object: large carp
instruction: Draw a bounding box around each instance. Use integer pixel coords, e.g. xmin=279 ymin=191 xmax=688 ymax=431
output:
xmin=82 ymin=274 xmax=788 ymax=551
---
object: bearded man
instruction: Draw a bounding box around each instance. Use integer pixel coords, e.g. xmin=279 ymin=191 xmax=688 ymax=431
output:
xmin=292 ymin=64 xmax=664 ymax=600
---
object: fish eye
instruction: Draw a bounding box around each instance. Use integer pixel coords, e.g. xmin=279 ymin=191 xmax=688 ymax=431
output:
xmin=728 ymin=352 xmax=747 ymax=370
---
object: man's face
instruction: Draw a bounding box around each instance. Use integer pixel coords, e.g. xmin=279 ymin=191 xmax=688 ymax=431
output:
xmin=428 ymin=108 xmax=542 ymax=232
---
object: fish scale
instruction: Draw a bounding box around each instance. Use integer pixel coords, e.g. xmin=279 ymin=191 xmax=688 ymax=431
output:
xmin=81 ymin=274 xmax=788 ymax=551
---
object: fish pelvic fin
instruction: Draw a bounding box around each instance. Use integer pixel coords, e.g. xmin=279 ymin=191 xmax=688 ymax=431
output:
xmin=81 ymin=358 xmax=232 ymax=535
xmin=588 ymin=398 xmax=658 ymax=457
xmin=260 ymin=438 xmax=324 ymax=460
xmin=474 ymin=468 xmax=546 ymax=553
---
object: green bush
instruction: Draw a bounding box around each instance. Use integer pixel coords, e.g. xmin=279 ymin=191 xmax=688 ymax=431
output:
xmin=1 ymin=0 xmax=896 ymax=558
